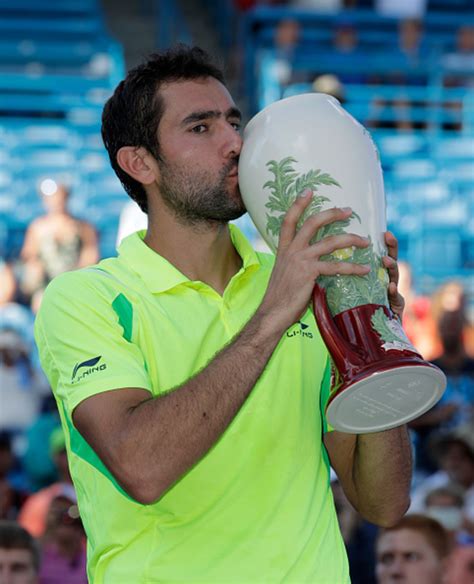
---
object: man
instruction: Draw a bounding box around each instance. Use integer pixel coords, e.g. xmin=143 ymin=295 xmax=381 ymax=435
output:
xmin=35 ymin=46 xmax=412 ymax=583
xmin=410 ymin=432 xmax=474 ymax=518
xmin=446 ymin=544 xmax=474 ymax=584
xmin=21 ymin=181 xmax=99 ymax=298
xmin=0 ymin=520 xmax=39 ymax=584
xmin=19 ymin=427 xmax=75 ymax=538
xmin=39 ymin=492 xmax=87 ymax=584
xmin=375 ymin=514 xmax=451 ymax=584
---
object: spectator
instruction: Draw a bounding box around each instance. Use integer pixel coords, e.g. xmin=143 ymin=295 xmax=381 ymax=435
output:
xmin=397 ymin=261 xmax=437 ymax=360
xmin=0 ymin=520 xmax=40 ymax=584
xmin=272 ymin=18 xmax=301 ymax=87
xmin=440 ymin=24 xmax=474 ymax=130
xmin=446 ymin=544 xmax=474 ymax=584
xmin=0 ymin=260 xmax=37 ymax=373
xmin=410 ymin=432 xmax=474 ymax=522
xmin=257 ymin=18 xmax=304 ymax=106
xmin=20 ymin=402 xmax=60 ymax=493
xmin=375 ymin=514 xmax=451 ymax=584
xmin=431 ymin=280 xmax=474 ymax=358
xmin=442 ymin=25 xmax=474 ymax=77
xmin=19 ymin=428 xmax=74 ymax=538
xmin=0 ymin=259 xmax=16 ymax=306
xmin=0 ymin=329 xmax=44 ymax=434
xmin=331 ymin=471 xmax=377 ymax=584
xmin=431 ymin=309 xmax=474 ymax=432
xmin=424 ymin=485 xmax=466 ymax=544
xmin=333 ymin=20 xmax=358 ymax=54
xmin=38 ymin=494 xmax=86 ymax=584
xmin=0 ymin=433 xmax=27 ymax=521
xmin=330 ymin=18 xmax=367 ymax=85
xmin=410 ymin=282 xmax=474 ymax=473
xmin=20 ymin=182 xmax=99 ymax=300
xmin=397 ymin=18 xmax=424 ymax=60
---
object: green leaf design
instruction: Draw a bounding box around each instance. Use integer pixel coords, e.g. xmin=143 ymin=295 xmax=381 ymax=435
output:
xmin=262 ymin=157 xmax=390 ymax=316
xmin=263 ymin=157 xmax=340 ymax=240
xmin=371 ymin=307 xmax=412 ymax=347
xmin=318 ymin=238 xmax=389 ymax=314
xmin=266 ymin=214 xmax=283 ymax=238
xmin=371 ymin=308 xmax=399 ymax=343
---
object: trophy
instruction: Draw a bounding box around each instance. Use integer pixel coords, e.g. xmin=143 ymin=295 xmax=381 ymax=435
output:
xmin=238 ymin=93 xmax=446 ymax=433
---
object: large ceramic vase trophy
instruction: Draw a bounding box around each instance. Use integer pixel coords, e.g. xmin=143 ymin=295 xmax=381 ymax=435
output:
xmin=239 ymin=93 xmax=446 ymax=433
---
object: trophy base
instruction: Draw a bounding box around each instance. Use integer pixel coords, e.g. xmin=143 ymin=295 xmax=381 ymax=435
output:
xmin=326 ymin=364 xmax=446 ymax=434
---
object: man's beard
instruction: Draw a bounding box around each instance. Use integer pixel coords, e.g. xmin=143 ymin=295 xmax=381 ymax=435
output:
xmin=157 ymin=156 xmax=246 ymax=227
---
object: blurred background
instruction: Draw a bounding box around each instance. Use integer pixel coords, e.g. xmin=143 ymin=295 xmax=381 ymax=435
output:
xmin=0 ymin=1 xmax=472 ymax=583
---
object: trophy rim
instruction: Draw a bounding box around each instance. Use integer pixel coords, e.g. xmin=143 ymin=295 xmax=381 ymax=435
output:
xmin=326 ymin=364 xmax=447 ymax=434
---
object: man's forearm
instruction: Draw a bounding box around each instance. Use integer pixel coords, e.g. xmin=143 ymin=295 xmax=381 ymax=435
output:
xmin=353 ymin=427 xmax=412 ymax=525
xmin=115 ymin=308 xmax=283 ymax=503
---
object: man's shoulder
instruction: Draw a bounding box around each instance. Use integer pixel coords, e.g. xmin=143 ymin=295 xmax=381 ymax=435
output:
xmin=40 ymin=257 xmax=126 ymax=308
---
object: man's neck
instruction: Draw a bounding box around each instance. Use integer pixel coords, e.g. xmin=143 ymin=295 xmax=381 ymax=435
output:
xmin=144 ymin=212 xmax=242 ymax=295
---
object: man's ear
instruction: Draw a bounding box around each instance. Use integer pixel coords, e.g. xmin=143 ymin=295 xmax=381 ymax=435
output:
xmin=116 ymin=147 xmax=156 ymax=186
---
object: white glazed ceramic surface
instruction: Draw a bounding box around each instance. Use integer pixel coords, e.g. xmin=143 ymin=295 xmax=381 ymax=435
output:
xmin=239 ymin=93 xmax=390 ymax=316
xmin=326 ymin=365 xmax=447 ymax=433
xmin=239 ymin=93 xmax=385 ymax=249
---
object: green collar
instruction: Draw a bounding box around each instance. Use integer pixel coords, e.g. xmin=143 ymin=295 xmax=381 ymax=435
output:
xmin=117 ymin=224 xmax=261 ymax=294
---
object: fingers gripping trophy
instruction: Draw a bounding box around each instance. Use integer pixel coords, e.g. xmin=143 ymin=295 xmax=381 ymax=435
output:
xmin=238 ymin=94 xmax=446 ymax=433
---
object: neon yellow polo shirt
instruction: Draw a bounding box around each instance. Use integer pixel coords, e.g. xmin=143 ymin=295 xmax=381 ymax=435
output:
xmin=35 ymin=225 xmax=348 ymax=584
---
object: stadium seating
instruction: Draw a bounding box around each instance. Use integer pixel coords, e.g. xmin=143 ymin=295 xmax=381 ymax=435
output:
xmin=0 ymin=0 xmax=127 ymax=261
xmin=241 ymin=5 xmax=474 ymax=298
xmin=0 ymin=0 xmax=471 ymax=301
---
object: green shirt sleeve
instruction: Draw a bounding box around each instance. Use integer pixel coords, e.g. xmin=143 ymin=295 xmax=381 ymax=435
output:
xmin=320 ymin=355 xmax=334 ymax=433
xmin=34 ymin=269 xmax=152 ymax=417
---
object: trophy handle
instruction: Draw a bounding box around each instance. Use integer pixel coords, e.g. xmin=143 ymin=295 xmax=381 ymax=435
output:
xmin=312 ymin=283 xmax=366 ymax=377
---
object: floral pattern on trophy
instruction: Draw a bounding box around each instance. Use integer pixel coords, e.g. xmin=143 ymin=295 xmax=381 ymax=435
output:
xmin=371 ymin=308 xmax=414 ymax=352
xmin=263 ymin=156 xmax=416 ymax=352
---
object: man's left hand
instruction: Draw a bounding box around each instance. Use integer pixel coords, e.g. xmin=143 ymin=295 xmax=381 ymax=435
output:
xmin=382 ymin=231 xmax=405 ymax=321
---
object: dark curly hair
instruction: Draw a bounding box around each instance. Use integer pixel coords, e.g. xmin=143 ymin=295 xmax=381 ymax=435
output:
xmin=0 ymin=520 xmax=40 ymax=573
xmin=101 ymin=45 xmax=226 ymax=213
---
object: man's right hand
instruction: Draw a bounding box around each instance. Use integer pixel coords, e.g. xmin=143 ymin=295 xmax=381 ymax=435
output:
xmin=258 ymin=190 xmax=371 ymax=335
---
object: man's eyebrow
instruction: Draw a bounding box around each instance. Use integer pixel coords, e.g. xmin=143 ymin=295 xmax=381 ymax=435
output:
xmin=181 ymin=107 xmax=242 ymax=126
xmin=226 ymin=107 xmax=242 ymax=120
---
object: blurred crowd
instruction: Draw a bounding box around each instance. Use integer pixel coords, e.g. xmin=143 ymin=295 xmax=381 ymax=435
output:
xmin=245 ymin=0 xmax=473 ymax=132
xmin=1 ymin=183 xmax=473 ymax=582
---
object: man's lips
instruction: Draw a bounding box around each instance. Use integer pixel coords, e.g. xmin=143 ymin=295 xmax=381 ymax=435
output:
xmin=226 ymin=160 xmax=239 ymax=177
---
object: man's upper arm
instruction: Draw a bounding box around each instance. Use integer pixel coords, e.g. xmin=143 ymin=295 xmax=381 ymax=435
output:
xmin=34 ymin=270 xmax=152 ymax=416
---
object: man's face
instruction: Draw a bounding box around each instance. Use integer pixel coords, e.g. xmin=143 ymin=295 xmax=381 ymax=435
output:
xmin=440 ymin=443 xmax=474 ymax=487
xmin=446 ymin=546 xmax=474 ymax=584
xmin=153 ymin=77 xmax=245 ymax=226
xmin=0 ymin=548 xmax=37 ymax=584
xmin=376 ymin=529 xmax=445 ymax=584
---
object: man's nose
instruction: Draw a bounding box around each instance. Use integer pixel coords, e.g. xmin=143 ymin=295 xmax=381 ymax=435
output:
xmin=221 ymin=124 xmax=242 ymax=158
xmin=387 ymin=557 xmax=405 ymax=579
xmin=1 ymin=568 xmax=13 ymax=584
